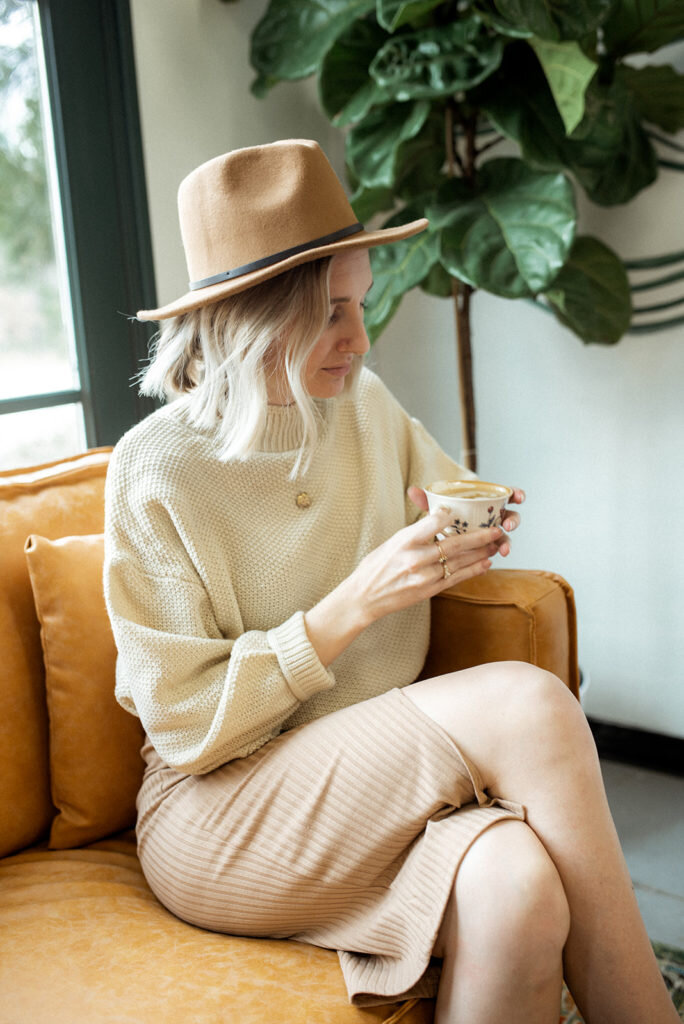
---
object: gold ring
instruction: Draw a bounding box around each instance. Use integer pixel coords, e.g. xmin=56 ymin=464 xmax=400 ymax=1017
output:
xmin=433 ymin=538 xmax=451 ymax=578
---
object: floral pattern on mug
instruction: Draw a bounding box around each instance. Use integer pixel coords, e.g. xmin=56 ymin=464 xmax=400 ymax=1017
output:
xmin=479 ymin=506 xmax=497 ymax=529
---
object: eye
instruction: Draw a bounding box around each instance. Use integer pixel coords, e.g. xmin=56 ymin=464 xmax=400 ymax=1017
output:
xmin=328 ymin=307 xmax=341 ymax=325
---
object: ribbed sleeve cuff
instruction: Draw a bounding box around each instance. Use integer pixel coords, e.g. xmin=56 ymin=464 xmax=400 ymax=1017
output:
xmin=267 ymin=611 xmax=335 ymax=703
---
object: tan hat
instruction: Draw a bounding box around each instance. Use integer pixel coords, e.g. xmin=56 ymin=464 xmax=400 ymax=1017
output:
xmin=137 ymin=139 xmax=428 ymax=321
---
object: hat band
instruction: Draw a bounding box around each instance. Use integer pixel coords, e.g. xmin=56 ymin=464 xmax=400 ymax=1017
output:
xmin=189 ymin=222 xmax=364 ymax=291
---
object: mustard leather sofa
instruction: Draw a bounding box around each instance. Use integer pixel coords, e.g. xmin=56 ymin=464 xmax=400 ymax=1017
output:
xmin=0 ymin=448 xmax=579 ymax=1024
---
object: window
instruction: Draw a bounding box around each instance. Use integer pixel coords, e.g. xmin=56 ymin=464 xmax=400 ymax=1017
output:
xmin=0 ymin=0 xmax=155 ymax=470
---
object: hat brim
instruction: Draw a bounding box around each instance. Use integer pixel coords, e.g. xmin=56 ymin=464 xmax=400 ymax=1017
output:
xmin=137 ymin=217 xmax=429 ymax=321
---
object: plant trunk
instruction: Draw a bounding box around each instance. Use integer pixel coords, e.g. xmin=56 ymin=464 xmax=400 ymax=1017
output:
xmin=452 ymin=278 xmax=477 ymax=473
xmin=446 ymin=102 xmax=478 ymax=473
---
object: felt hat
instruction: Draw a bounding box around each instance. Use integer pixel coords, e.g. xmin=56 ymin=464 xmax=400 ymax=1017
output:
xmin=137 ymin=139 xmax=428 ymax=321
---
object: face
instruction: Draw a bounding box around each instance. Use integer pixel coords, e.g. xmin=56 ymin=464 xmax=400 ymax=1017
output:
xmin=267 ymin=249 xmax=373 ymax=404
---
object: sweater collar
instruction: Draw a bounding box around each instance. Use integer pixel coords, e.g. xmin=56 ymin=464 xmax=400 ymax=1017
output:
xmin=259 ymin=397 xmax=333 ymax=453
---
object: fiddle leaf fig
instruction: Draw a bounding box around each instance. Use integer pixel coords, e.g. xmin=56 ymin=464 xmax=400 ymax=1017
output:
xmin=419 ymin=259 xmax=453 ymax=297
xmin=429 ymin=158 xmax=576 ymax=298
xmin=543 ymin=236 xmax=632 ymax=343
xmin=479 ymin=44 xmax=658 ymax=205
xmin=346 ymin=100 xmax=430 ymax=189
xmin=376 ymin=0 xmax=445 ymax=32
xmin=365 ymin=207 xmax=442 ymax=341
xmin=250 ymin=0 xmax=375 ymax=91
xmin=349 ymin=184 xmax=395 ymax=221
xmin=492 ymin=0 xmax=613 ymax=41
xmin=569 ymin=78 xmax=658 ymax=205
xmin=528 ymin=37 xmax=597 ymax=135
xmin=319 ymin=17 xmax=392 ymax=125
xmin=618 ymin=63 xmax=684 ymax=134
xmin=369 ymin=18 xmax=504 ymax=100
xmin=602 ymin=0 xmax=684 ymax=56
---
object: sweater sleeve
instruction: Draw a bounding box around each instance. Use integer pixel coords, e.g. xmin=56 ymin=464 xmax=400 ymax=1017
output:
xmin=104 ymin=448 xmax=334 ymax=776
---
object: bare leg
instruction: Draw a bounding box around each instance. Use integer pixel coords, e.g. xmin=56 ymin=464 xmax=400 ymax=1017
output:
xmin=433 ymin=819 xmax=569 ymax=1024
xmin=405 ymin=662 xmax=678 ymax=1024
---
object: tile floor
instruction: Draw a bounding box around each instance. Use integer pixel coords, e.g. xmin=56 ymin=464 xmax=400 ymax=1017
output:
xmin=600 ymin=759 xmax=684 ymax=948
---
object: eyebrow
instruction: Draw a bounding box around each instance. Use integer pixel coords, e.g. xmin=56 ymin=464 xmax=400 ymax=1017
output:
xmin=330 ymin=283 xmax=374 ymax=303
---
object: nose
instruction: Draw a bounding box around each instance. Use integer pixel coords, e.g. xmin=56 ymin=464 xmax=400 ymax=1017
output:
xmin=338 ymin=309 xmax=370 ymax=356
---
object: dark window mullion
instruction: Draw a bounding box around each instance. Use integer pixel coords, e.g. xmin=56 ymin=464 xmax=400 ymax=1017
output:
xmin=0 ymin=390 xmax=82 ymax=416
xmin=36 ymin=0 xmax=157 ymax=448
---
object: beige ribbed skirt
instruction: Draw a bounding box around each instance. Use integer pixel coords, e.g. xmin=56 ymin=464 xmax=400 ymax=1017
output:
xmin=136 ymin=687 xmax=524 ymax=1006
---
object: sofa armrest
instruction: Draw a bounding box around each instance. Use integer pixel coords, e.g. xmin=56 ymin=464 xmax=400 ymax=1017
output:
xmin=422 ymin=569 xmax=580 ymax=698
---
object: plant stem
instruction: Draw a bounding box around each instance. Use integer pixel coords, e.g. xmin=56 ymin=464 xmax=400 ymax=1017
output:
xmin=445 ymin=101 xmax=478 ymax=472
xmin=452 ymin=278 xmax=477 ymax=472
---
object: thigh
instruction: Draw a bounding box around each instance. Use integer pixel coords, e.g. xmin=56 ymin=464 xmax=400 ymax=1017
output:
xmin=136 ymin=687 xmax=482 ymax=930
xmin=404 ymin=661 xmax=586 ymax=796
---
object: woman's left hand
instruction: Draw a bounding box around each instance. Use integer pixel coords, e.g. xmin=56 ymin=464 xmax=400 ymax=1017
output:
xmin=407 ymin=485 xmax=525 ymax=558
xmin=498 ymin=488 xmax=524 ymax=557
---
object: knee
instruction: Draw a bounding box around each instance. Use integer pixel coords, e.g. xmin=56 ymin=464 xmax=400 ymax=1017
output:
xmin=492 ymin=662 xmax=595 ymax=761
xmin=455 ymin=821 xmax=570 ymax=956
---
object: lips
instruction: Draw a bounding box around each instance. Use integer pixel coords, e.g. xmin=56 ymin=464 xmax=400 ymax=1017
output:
xmin=323 ymin=364 xmax=352 ymax=377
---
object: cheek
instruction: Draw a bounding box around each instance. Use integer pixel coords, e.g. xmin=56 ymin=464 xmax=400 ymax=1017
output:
xmin=307 ymin=336 xmax=336 ymax=374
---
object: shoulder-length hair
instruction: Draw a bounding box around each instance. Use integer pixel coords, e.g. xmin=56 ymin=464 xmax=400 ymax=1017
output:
xmin=138 ymin=257 xmax=360 ymax=476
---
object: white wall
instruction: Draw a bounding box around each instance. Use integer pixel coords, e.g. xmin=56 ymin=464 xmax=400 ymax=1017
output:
xmin=130 ymin=1 xmax=684 ymax=738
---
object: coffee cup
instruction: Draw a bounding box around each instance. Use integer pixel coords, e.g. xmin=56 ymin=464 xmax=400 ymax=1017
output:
xmin=424 ymin=480 xmax=513 ymax=535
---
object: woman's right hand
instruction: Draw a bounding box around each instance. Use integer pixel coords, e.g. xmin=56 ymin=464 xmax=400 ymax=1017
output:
xmin=349 ymin=506 xmax=500 ymax=626
xmin=303 ymin=507 xmax=500 ymax=667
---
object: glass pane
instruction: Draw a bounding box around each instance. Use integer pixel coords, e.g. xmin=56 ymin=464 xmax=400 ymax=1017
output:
xmin=0 ymin=402 xmax=86 ymax=470
xmin=0 ymin=0 xmax=80 ymax=402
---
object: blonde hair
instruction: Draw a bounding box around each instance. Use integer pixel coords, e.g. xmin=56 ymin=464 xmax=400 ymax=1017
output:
xmin=139 ymin=257 xmax=360 ymax=476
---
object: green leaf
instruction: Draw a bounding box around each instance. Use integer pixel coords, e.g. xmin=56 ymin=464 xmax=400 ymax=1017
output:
xmin=529 ymin=37 xmax=597 ymax=135
xmin=346 ymin=100 xmax=430 ymax=189
xmin=492 ymin=0 xmax=613 ymax=41
xmin=602 ymin=0 xmax=684 ymax=56
xmin=250 ymin=0 xmax=375 ymax=89
xmin=428 ymin=158 xmax=576 ymax=298
xmin=477 ymin=44 xmax=657 ymax=205
xmin=319 ymin=17 xmax=392 ymax=125
xmin=543 ymin=236 xmax=631 ymax=343
xmin=350 ymin=184 xmax=395 ymax=221
xmin=350 ymin=109 xmax=445 ymax=218
xmin=569 ymin=77 xmax=658 ymax=203
xmin=472 ymin=0 xmax=534 ymax=38
xmin=419 ymin=259 xmax=454 ymax=297
xmin=376 ymin=0 xmax=444 ymax=32
xmin=394 ymin=107 xmax=446 ymax=198
xmin=366 ymin=205 xmax=441 ymax=340
xmin=618 ymin=63 xmax=684 ymax=134
xmin=369 ymin=17 xmax=504 ymax=101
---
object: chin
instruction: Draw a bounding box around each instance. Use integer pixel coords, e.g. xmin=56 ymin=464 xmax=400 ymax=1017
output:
xmin=309 ymin=374 xmax=348 ymax=399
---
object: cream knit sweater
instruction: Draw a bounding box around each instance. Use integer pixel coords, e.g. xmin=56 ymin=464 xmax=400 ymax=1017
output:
xmin=104 ymin=368 xmax=470 ymax=774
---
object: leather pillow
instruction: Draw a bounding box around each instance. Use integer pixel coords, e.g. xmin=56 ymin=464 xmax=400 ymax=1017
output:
xmin=0 ymin=449 xmax=112 ymax=858
xmin=25 ymin=533 xmax=144 ymax=849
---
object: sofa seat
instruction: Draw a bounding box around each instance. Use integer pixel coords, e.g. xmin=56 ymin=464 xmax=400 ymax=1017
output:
xmin=0 ymin=831 xmax=432 ymax=1024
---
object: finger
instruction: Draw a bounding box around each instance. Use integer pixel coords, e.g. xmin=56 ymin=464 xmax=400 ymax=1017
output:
xmin=500 ymin=509 xmax=521 ymax=533
xmin=437 ymin=554 xmax=493 ymax=590
xmin=439 ymin=525 xmax=502 ymax=556
xmin=509 ymin=488 xmax=525 ymax=505
xmin=410 ymin=505 xmax=458 ymax=542
xmin=407 ymin=485 xmax=429 ymax=512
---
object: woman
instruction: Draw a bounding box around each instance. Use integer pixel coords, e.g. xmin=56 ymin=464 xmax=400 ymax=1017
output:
xmin=104 ymin=140 xmax=677 ymax=1023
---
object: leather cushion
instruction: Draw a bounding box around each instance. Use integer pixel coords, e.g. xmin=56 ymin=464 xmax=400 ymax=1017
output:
xmin=0 ymin=833 xmax=434 ymax=1024
xmin=0 ymin=450 xmax=112 ymax=858
xmin=423 ymin=569 xmax=579 ymax=698
xmin=25 ymin=534 xmax=144 ymax=849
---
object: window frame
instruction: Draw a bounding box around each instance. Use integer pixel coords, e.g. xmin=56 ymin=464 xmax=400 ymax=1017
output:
xmin=0 ymin=0 xmax=157 ymax=446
